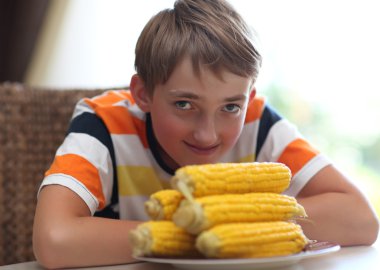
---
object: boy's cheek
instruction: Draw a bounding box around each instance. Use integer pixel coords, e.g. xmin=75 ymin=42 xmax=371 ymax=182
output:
xmin=153 ymin=114 xmax=188 ymax=139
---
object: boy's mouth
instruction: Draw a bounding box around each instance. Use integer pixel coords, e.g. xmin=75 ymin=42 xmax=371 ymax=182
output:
xmin=184 ymin=142 xmax=220 ymax=155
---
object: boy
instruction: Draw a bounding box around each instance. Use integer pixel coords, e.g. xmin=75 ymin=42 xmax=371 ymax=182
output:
xmin=33 ymin=0 xmax=379 ymax=268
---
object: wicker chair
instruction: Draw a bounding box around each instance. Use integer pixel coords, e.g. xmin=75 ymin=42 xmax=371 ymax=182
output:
xmin=0 ymin=82 xmax=108 ymax=265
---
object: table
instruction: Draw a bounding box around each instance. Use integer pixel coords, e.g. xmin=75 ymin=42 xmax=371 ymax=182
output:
xmin=1 ymin=240 xmax=379 ymax=270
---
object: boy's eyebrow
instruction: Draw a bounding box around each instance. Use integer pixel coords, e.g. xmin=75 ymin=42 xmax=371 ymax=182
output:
xmin=224 ymin=94 xmax=248 ymax=102
xmin=169 ymin=90 xmax=248 ymax=102
xmin=168 ymin=90 xmax=200 ymax=99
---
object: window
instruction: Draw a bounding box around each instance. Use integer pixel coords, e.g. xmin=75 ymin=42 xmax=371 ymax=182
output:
xmin=26 ymin=0 xmax=380 ymax=215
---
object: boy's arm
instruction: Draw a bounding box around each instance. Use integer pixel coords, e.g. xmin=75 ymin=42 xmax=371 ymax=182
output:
xmin=296 ymin=164 xmax=379 ymax=246
xmin=33 ymin=185 xmax=141 ymax=269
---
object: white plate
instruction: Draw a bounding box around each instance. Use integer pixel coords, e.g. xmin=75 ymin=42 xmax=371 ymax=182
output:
xmin=135 ymin=242 xmax=340 ymax=270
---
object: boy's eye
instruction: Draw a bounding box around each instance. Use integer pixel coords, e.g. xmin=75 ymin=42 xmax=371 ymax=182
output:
xmin=175 ymin=100 xmax=192 ymax=110
xmin=223 ymin=104 xmax=241 ymax=113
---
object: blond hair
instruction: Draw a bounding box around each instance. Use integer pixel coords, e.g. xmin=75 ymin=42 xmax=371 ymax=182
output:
xmin=135 ymin=0 xmax=262 ymax=94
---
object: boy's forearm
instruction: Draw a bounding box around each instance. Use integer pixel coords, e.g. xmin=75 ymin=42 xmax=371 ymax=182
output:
xmin=34 ymin=216 xmax=141 ymax=269
xmin=297 ymin=192 xmax=379 ymax=246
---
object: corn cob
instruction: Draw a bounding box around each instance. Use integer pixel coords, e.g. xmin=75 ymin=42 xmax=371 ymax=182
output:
xmin=196 ymin=221 xmax=308 ymax=258
xmin=173 ymin=193 xmax=307 ymax=234
xmin=171 ymin=162 xmax=291 ymax=199
xmin=129 ymin=221 xmax=199 ymax=257
xmin=144 ymin=190 xmax=184 ymax=220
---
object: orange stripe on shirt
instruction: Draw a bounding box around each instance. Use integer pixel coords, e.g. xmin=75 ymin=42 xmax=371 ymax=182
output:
xmin=95 ymin=106 xmax=148 ymax=148
xmin=245 ymin=96 xmax=265 ymax=124
xmin=45 ymin=154 xmax=106 ymax=210
xmin=83 ymin=89 xmax=148 ymax=147
xmin=87 ymin=90 xmax=134 ymax=108
xmin=277 ymin=138 xmax=320 ymax=176
xmin=132 ymin=116 xmax=148 ymax=148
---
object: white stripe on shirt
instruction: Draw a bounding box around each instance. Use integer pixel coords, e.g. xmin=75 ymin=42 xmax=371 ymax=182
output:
xmin=283 ymin=154 xmax=332 ymax=196
xmin=57 ymin=132 xmax=113 ymax=205
xmin=256 ymin=119 xmax=302 ymax=162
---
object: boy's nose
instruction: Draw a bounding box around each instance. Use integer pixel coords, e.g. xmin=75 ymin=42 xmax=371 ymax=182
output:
xmin=192 ymin=115 xmax=218 ymax=146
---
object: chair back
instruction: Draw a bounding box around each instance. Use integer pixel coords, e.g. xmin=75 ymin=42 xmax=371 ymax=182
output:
xmin=0 ymin=82 xmax=106 ymax=265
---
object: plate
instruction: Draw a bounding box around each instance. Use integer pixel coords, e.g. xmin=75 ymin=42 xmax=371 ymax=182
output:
xmin=134 ymin=241 xmax=340 ymax=270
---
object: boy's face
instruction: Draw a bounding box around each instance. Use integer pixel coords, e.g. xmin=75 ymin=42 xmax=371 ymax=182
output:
xmin=140 ymin=57 xmax=254 ymax=170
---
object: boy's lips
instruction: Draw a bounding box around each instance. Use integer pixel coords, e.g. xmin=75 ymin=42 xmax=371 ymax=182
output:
xmin=184 ymin=141 xmax=220 ymax=155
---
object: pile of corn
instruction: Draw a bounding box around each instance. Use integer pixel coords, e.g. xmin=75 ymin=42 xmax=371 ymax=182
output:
xmin=129 ymin=162 xmax=309 ymax=259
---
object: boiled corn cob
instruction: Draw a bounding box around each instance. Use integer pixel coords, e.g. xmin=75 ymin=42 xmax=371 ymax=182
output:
xmin=171 ymin=162 xmax=291 ymax=199
xmin=144 ymin=190 xmax=184 ymax=220
xmin=129 ymin=221 xmax=199 ymax=257
xmin=196 ymin=221 xmax=308 ymax=258
xmin=173 ymin=193 xmax=307 ymax=234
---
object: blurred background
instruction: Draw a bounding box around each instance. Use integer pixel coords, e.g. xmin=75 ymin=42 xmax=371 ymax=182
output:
xmin=1 ymin=0 xmax=379 ymax=216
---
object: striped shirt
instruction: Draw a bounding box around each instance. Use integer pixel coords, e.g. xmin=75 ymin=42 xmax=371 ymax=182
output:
xmin=39 ymin=89 xmax=331 ymax=220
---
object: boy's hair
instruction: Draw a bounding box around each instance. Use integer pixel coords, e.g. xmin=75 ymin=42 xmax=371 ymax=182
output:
xmin=134 ymin=0 xmax=262 ymax=94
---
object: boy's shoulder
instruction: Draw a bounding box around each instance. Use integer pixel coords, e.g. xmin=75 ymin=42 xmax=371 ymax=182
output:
xmin=73 ymin=88 xmax=146 ymax=138
xmin=72 ymin=88 xmax=142 ymax=123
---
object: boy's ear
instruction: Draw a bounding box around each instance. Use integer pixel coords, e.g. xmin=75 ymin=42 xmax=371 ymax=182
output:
xmin=129 ymin=74 xmax=151 ymax=112
xmin=249 ymin=87 xmax=256 ymax=102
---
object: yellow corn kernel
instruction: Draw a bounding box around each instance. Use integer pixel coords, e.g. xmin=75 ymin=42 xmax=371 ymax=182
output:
xmin=196 ymin=221 xmax=308 ymax=258
xmin=144 ymin=190 xmax=184 ymax=220
xmin=129 ymin=221 xmax=199 ymax=257
xmin=171 ymin=162 xmax=291 ymax=199
xmin=173 ymin=193 xmax=307 ymax=234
